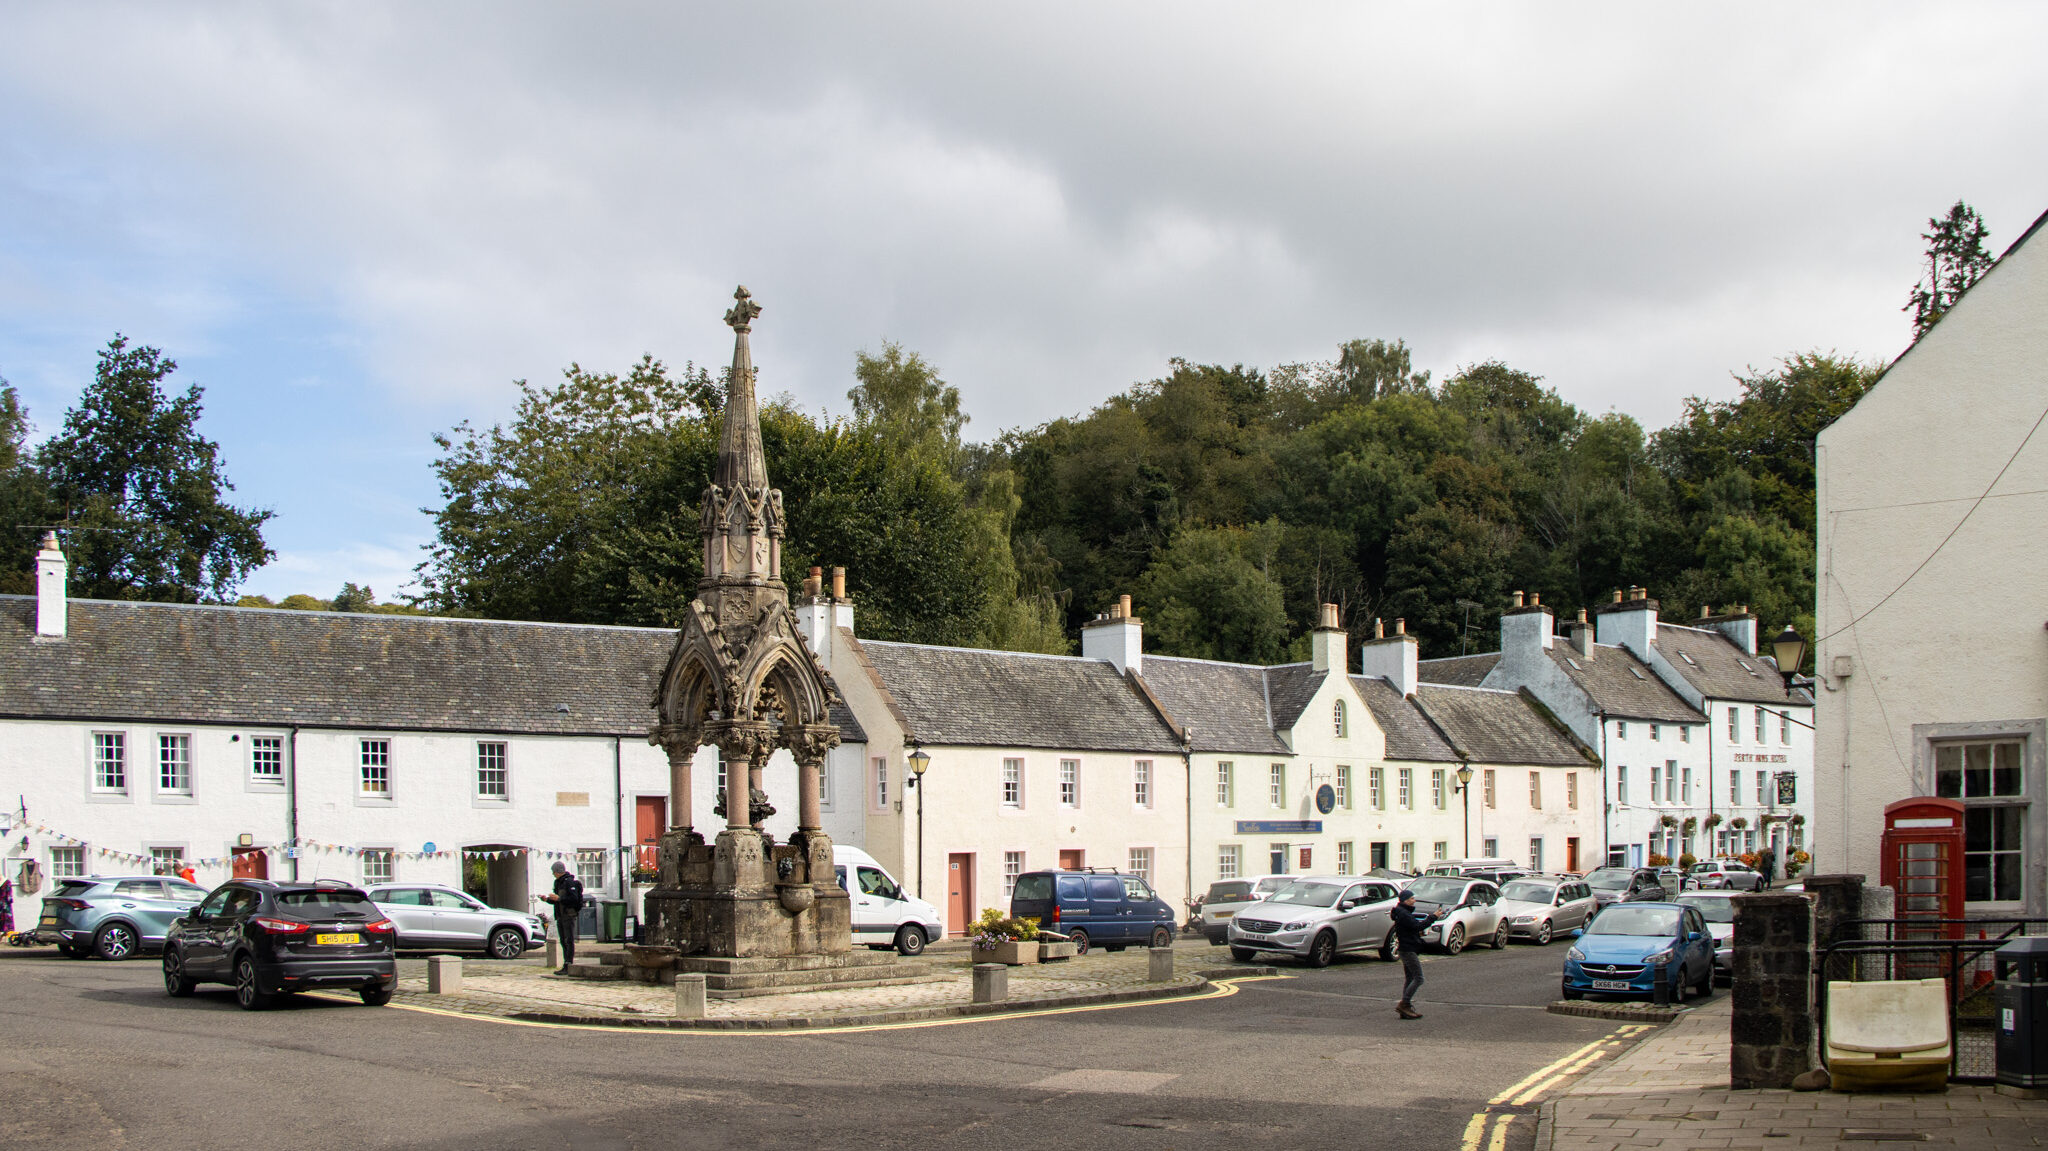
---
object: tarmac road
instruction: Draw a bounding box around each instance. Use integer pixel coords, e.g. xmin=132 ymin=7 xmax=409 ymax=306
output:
xmin=0 ymin=938 xmax=1646 ymax=1150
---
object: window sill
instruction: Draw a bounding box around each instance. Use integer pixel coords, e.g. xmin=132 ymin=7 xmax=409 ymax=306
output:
xmin=152 ymin=793 xmax=198 ymax=805
xmin=86 ymin=791 xmax=132 ymax=803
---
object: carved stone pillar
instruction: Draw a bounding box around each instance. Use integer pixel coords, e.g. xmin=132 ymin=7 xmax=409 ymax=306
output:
xmin=650 ymin=724 xmax=700 ymax=834
xmin=709 ymin=721 xmax=767 ymax=831
xmin=793 ymin=724 xmax=841 ymax=833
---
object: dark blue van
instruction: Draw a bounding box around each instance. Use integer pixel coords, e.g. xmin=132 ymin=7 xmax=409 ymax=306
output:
xmin=1008 ymin=869 xmax=1176 ymax=955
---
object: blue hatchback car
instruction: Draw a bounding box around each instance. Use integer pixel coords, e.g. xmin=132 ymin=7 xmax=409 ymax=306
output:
xmin=1561 ymin=901 xmax=1716 ymax=1001
xmin=38 ymin=875 xmax=211 ymax=960
xmin=1009 ymin=869 xmax=1177 ymax=956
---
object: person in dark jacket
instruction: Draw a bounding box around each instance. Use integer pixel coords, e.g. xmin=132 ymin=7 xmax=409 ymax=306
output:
xmin=1391 ymin=890 xmax=1436 ymax=1020
xmin=540 ymin=861 xmax=586 ymax=973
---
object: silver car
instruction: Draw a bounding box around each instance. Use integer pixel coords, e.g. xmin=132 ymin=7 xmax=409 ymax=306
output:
xmin=37 ymin=875 xmax=210 ymax=959
xmin=1408 ymin=876 xmax=1508 ymax=954
xmin=1227 ymin=877 xmax=1403 ymax=967
xmin=1495 ymin=876 xmax=1598 ymax=945
xmin=363 ymin=883 xmax=545 ymax=959
xmin=1675 ymin=890 xmax=1738 ymax=982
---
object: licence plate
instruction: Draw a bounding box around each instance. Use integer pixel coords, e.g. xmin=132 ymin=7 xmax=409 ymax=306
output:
xmin=38 ymin=916 xmax=57 ymax=928
xmin=1592 ymin=979 xmax=1633 ymax=991
xmin=1237 ymin=933 xmax=1268 ymax=942
xmin=315 ymin=933 xmax=361 ymax=946
xmin=1214 ymin=911 xmax=1234 ymax=919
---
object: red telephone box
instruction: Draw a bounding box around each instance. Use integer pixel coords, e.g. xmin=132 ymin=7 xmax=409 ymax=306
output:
xmin=1880 ymin=796 xmax=1966 ymax=940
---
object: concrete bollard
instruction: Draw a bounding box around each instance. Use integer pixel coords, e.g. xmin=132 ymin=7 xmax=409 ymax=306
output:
xmin=427 ymin=954 xmax=463 ymax=994
xmin=674 ymin=973 xmax=707 ymax=1019
xmin=1148 ymin=946 xmax=1174 ymax=983
xmin=972 ymin=962 xmax=1008 ymax=1004
xmin=545 ymin=938 xmax=560 ymax=969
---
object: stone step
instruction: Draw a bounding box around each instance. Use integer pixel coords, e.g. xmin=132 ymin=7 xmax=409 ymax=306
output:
xmin=705 ymin=960 xmax=933 ymax=991
xmin=673 ymin=951 xmax=924 ymax=976
xmin=560 ymin=962 xmax=626 ymax=980
xmin=707 ymin=974 xmax=949 ymax=1001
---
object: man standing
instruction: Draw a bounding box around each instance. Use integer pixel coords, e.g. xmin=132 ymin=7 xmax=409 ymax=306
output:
xmin=540 ymin=861 xmax=586 ymax=973
xmin=1391 ymin=890 xmax=1435 ymax=1020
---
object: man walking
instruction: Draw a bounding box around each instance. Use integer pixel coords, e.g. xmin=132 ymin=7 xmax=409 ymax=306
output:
xmin=540 ymin=860 xmax=586 ymax=973
xmin=1391 ymin=890 xmax=1435 ymax=1020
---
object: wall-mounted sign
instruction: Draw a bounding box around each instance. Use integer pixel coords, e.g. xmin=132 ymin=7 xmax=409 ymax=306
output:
xmin=422 ymin=841 xmax=437 ymax=854
xmin=1236 ymin=820 xmax=1323 ymax=835
xmin=1315 ymin=784 xmax=1337 ymax=815
xmin=1776 ymin=773 xmax=1797 ymax=805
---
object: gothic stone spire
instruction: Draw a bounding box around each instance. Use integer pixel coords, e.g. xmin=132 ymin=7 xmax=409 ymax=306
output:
xmin=701 ymin=286 xmax=785 ymax=591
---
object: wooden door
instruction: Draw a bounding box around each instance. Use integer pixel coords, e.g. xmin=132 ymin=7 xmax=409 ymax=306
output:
xmin=947 ymin=854 xmax=974 ymax=935
xmin=1565 ymin=837 xmax=1581 ymax=874
xmin=230 ymin=847 xmax=267 ymax=880
xmin=635 ymin=796 xmax=667 ymax=872
xmin=1058 ymin=849 xmax=1084 ymax=870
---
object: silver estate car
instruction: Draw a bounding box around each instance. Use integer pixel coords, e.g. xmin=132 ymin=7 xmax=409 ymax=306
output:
xmin=1675 ymin=889 xmax=1738 ymax=982
xmin=1407 ymin=876 xmax=1507 ymax=954
xmin=362 ymin=883 xmax=546 ymax=959
xmin=1495 ymin=876 xmax=1598 ymax=945
xmin=1227 ymin=877 xmax=1403 ymax=967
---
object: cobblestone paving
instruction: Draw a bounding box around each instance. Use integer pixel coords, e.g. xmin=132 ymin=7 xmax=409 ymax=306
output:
xmin=1542 ymin=997 xmax=2048 ymax=1150
xmin=389 ymin=944 xmax=1233 ymax=1026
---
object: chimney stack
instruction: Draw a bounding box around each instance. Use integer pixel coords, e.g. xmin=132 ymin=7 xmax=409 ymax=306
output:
xmin=1594 ymin=583 xmax=1659 ymax=657
xmin=1501 ymin=589 xmax=1555 ymax=658
xmin=35 ymin=531 xmax=67 ymax=639
xmin=1311 ymin=603 xmax=1346 ymax=672
xmin=1358 ymin=613 xmax=1419 ymax=696
xmin=1570 ymin=608 xmax=1594 ymax=658
xmin=1697 ymin=601 xmax=1759 ymax=655
xmin=1083 ymin=593 xmax=1143 ymax=675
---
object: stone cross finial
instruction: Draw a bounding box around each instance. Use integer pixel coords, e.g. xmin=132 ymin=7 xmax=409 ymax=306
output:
xmin=724 ymin=285 xmax=761 ymax=333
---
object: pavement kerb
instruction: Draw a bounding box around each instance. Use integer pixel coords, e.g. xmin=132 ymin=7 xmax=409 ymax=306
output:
xmin=322 ymin=965 xmax=1287 ymax=1035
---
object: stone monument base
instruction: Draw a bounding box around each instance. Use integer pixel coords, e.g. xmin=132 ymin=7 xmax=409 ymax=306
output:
xmin=612 ymin=946 xmax=937 ymax=998
xmin=644 ymin=827 xmax=850 ymax=958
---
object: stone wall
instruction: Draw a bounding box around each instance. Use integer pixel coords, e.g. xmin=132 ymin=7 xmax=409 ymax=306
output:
xmin=1730 ymin=891 xmax=1815 ymax=1089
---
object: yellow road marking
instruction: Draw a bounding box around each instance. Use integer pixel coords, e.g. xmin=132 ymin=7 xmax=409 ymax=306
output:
xmin=1488 ymin=1034 xmax=1610 ymax=1104
xmin=1487 ymin=1114 xmax=1512 ymax=1151
xmin=308 ymin=973 xmax=1292 ymax=1037
xmin=1510 ymin=1042 xmax=1615 ymax=1105
xmin=1459 ymin=1112 xmax=1490 ymax=1151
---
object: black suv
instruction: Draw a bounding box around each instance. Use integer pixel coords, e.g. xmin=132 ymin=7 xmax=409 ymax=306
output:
xmin=1583 ymin=867 xmax=1669 ymax=910
xmin=163 ymin=880 xmax=398 ymax=1010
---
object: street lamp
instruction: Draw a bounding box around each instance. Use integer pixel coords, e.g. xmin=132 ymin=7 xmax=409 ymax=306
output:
xmin=1770 ymin=625 xmax=1808 ymax=688
xmin=1454 ymin=764 xmax=1476 ymax=858
xmin=907 ymin=745 xmax=931 ymax=897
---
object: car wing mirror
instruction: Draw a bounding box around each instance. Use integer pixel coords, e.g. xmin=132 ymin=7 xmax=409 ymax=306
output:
xmin=1339 ymin=901 xmax=1356 ymax=911
xmin=1568 ymin=928 xmax=1585 ymax=938
xmin=185 ymin=908 xmax=201 ymax=921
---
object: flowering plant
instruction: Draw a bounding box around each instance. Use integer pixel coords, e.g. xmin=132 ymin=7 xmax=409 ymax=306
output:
xmin=969 ymin=907 xmax=1040 ymax=949
xmin=630 ymin=864 xmax=659 ymax=884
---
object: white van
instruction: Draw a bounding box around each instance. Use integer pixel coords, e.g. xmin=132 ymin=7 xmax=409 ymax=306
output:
xmin=833 ymin=846 xmax=946 ymax=956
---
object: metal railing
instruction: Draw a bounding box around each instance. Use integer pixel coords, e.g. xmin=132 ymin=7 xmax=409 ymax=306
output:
xmin=1817 ymin=918 xmax=2048 ymax=1082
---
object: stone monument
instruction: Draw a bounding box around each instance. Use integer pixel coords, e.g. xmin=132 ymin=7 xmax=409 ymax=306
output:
xmin=641 ymin=286 xmax=851 ymax=959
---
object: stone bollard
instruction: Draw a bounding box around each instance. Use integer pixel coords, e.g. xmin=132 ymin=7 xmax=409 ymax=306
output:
xmin=1148 ymin=946 xmax=1174 ymax=983
xmin=545 ymin=937 xmax=560 ymax=969
xmin=972 ymin=962 xmax=1008 ymax=1004
xmin=427 ymin=954 xmax=462 ymax=994
xmin=1731 ymin=891 xmax=1816 ymax=1089
xmin=674 ymin=973 xmax=707 ymax=1019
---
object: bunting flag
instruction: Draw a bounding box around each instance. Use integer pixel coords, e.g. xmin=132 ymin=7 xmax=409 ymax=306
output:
xmin=10 ymin=820 xmax=634 ymax=873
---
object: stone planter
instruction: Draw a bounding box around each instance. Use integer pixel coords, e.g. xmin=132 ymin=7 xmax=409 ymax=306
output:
xmin=1038 ymin=940 xmax=1078 ymax=962
xmin=977 ymin=939 xmax=1039 ymax=966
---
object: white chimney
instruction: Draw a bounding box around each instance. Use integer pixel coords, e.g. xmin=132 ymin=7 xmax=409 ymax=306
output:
xmin=1310 ymin=602 xmax=1346 ymax=672
xmin=1699 ymin=604 xmax=1758 ymax=655
xmin=1082 ymin=594 xmax=1142 ymax=676
xmin=1357 ymin=617 xmax=1418 ymax=697
xmin=1500 ymin=594 xmax=1554 ymax=657
xmin=35 ymin=531 xmax=67 ymax=638
xmin=1593 ymin=586 xmax=1658 ymax=659
xmin=796 ymin=565 xmax=856 ymax=665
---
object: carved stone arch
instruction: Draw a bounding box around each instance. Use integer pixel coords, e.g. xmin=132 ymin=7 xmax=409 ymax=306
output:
xmin=730 ymin=629 xmax=833 ymax=728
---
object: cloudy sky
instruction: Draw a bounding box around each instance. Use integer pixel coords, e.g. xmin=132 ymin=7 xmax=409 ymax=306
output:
xmin=3 ymin=3 xmax=2043 ymax=600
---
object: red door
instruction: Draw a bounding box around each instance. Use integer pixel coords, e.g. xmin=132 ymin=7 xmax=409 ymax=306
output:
xmin=1058 ymin=849 xmax=1084 ymax=870
xmin=230 ymin=847 xmax=268 ymax=880
xmin=948 ymin=854 xmax=974 ymax=936
xmin=635 ymin=796 xmax=667 ymax=872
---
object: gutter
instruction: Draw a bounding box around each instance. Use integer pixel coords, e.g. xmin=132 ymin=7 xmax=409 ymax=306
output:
xmin=613 ymin=736 xmax=625 ymax=901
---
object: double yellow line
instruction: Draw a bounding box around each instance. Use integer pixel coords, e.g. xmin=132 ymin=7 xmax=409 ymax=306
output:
xmin=1459 ymin=1023 xmax=1652 ymax=1151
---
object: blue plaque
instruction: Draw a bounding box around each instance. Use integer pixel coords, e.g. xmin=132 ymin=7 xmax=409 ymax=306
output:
xmin=1315 ymin=784 xmax=1336 ymax=815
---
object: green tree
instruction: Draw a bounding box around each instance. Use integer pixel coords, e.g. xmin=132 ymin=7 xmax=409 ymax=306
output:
xmin=1905 ymin=200 xmax=1993 ymax=338
xmin=849 ymin=342 xmax=966 ymax=466
xmin=0 ymin=382 xmax=50 ymax=594
xmin=331 ymin=582 xmax=377 ymax=612
xmin=36 ymin=337 xmax=273 ymax=602
xmin=1134 ymin=524 xmax=1291 ymax=664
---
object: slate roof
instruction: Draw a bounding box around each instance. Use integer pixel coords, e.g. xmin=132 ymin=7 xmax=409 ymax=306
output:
xmin=1263 ymin=663 xmax=1329 ymax=732
xmin=1350 ymin=676 xmax=1460 ymax=762
xmin=1413 ymin=685 xmax=1594 ymax=768
xmin=0 ymin=596 xmax=867 ymax=742
xmin=853 ymin=640 xmax=1183 ymax=753
xmin=1141 ymin=656 xmax=1291 ymax=755
xmin=1654 ymin=624 xmax=1801 ymax=707
xmin=1545 ymin=642 xmax=1704 ymax=724
xmin=1417 ymin=653 xmax=1501 ymax=688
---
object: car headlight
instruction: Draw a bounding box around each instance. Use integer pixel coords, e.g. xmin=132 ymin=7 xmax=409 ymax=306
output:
xmin=1283 ymin=921 xmax=1310 ymax=932
xmin=1644 ymin=949 xmax=1673 ymax=965
xmin=1566 ymin=946 xmax=1586 ymax=961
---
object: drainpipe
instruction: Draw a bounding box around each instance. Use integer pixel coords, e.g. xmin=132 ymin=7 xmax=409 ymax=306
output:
xmin=1597 ymin=710 xmax=1609 ymax=868
xmin=613 ymin=736 xmax=625 ymax=900
xmin=1181 ymin=729 xmax=1194 ymax=915
xmin=1706 ymin=704 xmax=1717 ymax=858
xmin=287 ymin=725 xmax=301 ymax=882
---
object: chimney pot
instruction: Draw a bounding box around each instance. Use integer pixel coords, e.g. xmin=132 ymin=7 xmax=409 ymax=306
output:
xmin=1373 ymin=618 xmax=1385 ymax=640
xmin=1119 ymin=593 xmax=1133 ymax=619
xmin=830 ymin=566 xmax=846 ymax=599
xmin=1577 ymin=609 xmax=1588 ymax=624
xmin=1319 ymin=602 xmax=1340 ymax=630
xmin=1529 ymin=592 xmax=1540 ymax=608
xmin=1612 ymin=589 xmax=1624 ymax=604
xmin=1394 ymin=618 xmax=1406 ymax=636
xmin=1512 ymin=590 xmax=1525 ymax=608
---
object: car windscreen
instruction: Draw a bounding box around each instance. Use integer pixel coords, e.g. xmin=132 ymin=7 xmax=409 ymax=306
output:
xmin=53 ymin=880 xmax=97 ymax=897
xmin=1677 ymin=897 xmax=1736 ymax=923
xmin=1500 ymin=881 xmax=1557 ymax=903
xmin=1013 ymin=875 xmax=1053 ymax=902
xmin=1269 ymin=881 xmax=1346 ymax=908
xmin=1585 ymin=871 xmax=1633 ymax=889
xmin=1404 ymin=878 xmax=1467 ymax=904
xmin=1206 ymin=881 xmax=1254 ymax=902
xmin=275 ymin=891 xmax=377 ymax=916
xmin=1588 ymin=906 xmax=1681 ymax=936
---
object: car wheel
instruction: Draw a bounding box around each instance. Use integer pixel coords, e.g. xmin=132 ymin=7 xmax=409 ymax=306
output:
xmin=1379 ymin=930 xmax=1397 ymax=962
xmin=233 ymin=955 xmax=271 ymax=1011
xmin=1444 ymin=924 xmax=1466 ymax=955
xmin=1306 ymin=931 xmax=1337 ymax=969
xmin=162 ymin=949 xmax=195 ymax=997
xmin=1492 ymin=922 xmax=1510 ymax=950
xmin=1230 ymin=946 xmax=1257 ymax=962
xmin=94 ymin=922 xmax=136 ymax=961
xmin=1561 ymin=979 xmax=1585 ymax=1001
xmin=1533 ymin=921 xmax=1553 ymax=946
xmin=488 ymin=927 xmax=526 ymax=960
xmin=1149 ymin=925 xmax=1173 ymax=950
xmin=894 ymin=925 xmax=927 ymax=957
xmin=360 ymin=983 xmax=394 ymax=1006
xmin=1067 ymin=928 xmax=1090 ymax=956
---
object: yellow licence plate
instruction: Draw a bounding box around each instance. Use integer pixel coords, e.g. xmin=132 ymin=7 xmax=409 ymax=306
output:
xmin=315 ymin=933 xmax=361 ymax=946
xmin=1214 ymin=911 xmax=1234 ymax=918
